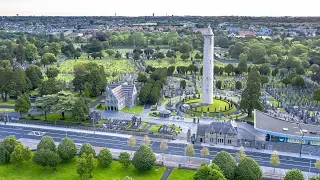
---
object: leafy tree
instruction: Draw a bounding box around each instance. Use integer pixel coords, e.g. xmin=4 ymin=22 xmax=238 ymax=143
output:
xmin=86 ymin=153 xmax=96 ymax=178
xmin=49 ymin=42 xmax=61 ymax=56
xmin=72 ymin=97 xmax=89 ymax=122
xmin=290 ymin=44 xmax=308 ymax=57
xmin=14 ymin=95 xmax=31 ymax=117
xmin=137 ymin=73 xmax=148 ymax=83
xmin=98 ymin=148 xmax=113 ymax=167
xmin=156 ymin=52 xmax=165 ymax=59
xmin=295 ymin=66 xmax=305 ymax=75
xmin=14 ymin=44 xmax=26 ymax=64
xmin=143 ymin=135 xmax=151 ymax=146
xmin=291 ymin=76 xmax=305 ymax=87
xmin=260 ymin=75 xmax=269 ymax=87
xmin=238 ymin=55 xmax=248 ymax=74
xmin=25 ymin=43 xmax=38 ymax=63
xmin=281 ymin=77 xmax=291 ymax=87
xmin=42 ymin=53 xmax=56 ymax=65
xmin=33 ymin=148 xmax=61 ymax=172
xmin=47 ymin=150 xmax=61 ymax=172
xmin=0 ymin=136 xmax=19 ymax=164
xmin=200 ymin=147 xmax=210 ymax=159
xmin=0 ymin=142 xmax=10 ymax=164
xmin=234 ymin=157 xmax=262 ymax=180
xmin=0 ymin=68 xmax=14 ymax=101
xmin=259 ymin=64 xmax=271 ymax=75
xmin=229 ymin=42 xmax=244 ymax=59
xmin=185 ymin=144 xmax=195 ymax=163
xmin=313 ymin=89 xmax=320 ymax=102
xmin=181 ymin=53 xmax=190 ymax=61
xmin=235 ymin=81 xmax=242 ymax=90
xmin=247 ymin=43 xmax=266 ymax=64
xmin=45 ymin=67 xmax=59 ymax=79
xmin=159 ymin=139 xmax=168 ymax=160
xmin=106 ymin=49 xmax=116 ymax=56
xmin=79 ymin=143 xmax=95 ymax=156
xmin=193 ymin=164 xmax=226 ymax=180
xmin=224 ymin=64 xmax=234 ymax=75
xmin=315 ymin=159 xmax=320 ymax=172
xmin=179 ymin=42 xmax=193 ymax=54
xmin=77 ymin=153 xmax=88 ymax=179
xmin=37 ymin=136 xmax=56 ymax=152
xmin=237 ymin=145 xmax=246 ymax=162
xmin=133 ymin=52 xmax=140 ymax=60
xmin=26 ymin=65 xmax=43 ymax=89
xmin=284 ymin=169 xmax=304 ymax=180
xmin=270 ymin=150 xmax=280 ymax=173
xmin=119 ymin=152 xmax=131 ymax=167
xmin=10 ymin=143 xmax=24 ymax=168
xmin=195 ymin=53 xmax=201 ymax=60
xmin=310 ymin=64 xmax=320 ymax=74
xmin=57 ymin=138 xmax=77 ymax=162
xmin=180 ymin=80 xmax=187 ymax=89
xmin=38 ymin=78 xmax=63 ymax=96
xmin=132 ymin=144 xmax=156 ymax=171
xmin=213 ymin=151 xmax=237 ymax=180
xmin=240 ymin=67 xmax=263 ymax=117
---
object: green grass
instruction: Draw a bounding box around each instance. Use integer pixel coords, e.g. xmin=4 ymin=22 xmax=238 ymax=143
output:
xmin=95 ymin=119 xmax=107 ymax=128
xmin=0 ymin=108 xmax=15 ymax=112
xmin=148 ymin=124 xmax=162 ymax=134
xmin=0 ymin=99 xmax=16 ymax=106
xmin=185 ymin=98 xmax=237 ymax=116
xmin=23 ymin=114 xmax=73 ymax=122
xmin=94 ymin=104 xmax=106 ymax=110
xmin=0 ymin=158 xmax=165 ymax=180
xmin=168 ymin=168 xmax=196 ymax=180
xmin=27 ymin=90 xmax=38 ymax=96
xmin=169 ymin=125 xmax=181 ymax=133
xmin=121 ymin=105 xmax=144 ymax=114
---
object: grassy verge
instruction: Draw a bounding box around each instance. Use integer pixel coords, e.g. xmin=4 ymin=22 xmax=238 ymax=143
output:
xmin=167 ymin=168 xmax=196 ymax=180
xmin=0 ymin=158 xmax=165 ymax=180
xmin=0 ymin=108 xmax=15 ymax=112
xmin=0 ymin=99 xmax=16 ymax=106
xmin=149 ymin=124 xmax=162 ymax=134
xmin=94 ymin=103 xmax=106 ymax=110
xmin=121 ymin=105 xmax=144 ymax=114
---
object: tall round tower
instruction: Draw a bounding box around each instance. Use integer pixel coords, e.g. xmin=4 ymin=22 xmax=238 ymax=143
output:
xmin=202 ymin=26 xmax=214 ymax=104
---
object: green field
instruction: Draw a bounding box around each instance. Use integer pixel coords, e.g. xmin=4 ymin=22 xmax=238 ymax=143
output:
xmin=148 ymin=124 xmax=162 ymax=133
xmin=167 ymin=168 xmax=196 ymax=180
xmin=0 ymin=158 xmax=165 ymax=180
xmin=56 ymin=59 xmax=135 ymax=83
xmin=0 ymin=99 xmax=16 ymax=106
xmin=121 ymin=105 xmax=144 ymax=114
xmin=185 ymin=98 xmax=237 ymax=116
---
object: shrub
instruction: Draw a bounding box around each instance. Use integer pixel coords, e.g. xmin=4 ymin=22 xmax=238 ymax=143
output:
xmin=213 ymin=151 xmax=237 ymax=180
xmin=119 ymin=152 xmax=131 ymax=167
xmin=79 ymin=143 xmax=95 ymax=156
xmin=132 ymin=144 xmax=156 ymax=171
xmin=57 ymin=138 xmax=77 ymax=161
xmin=234 ymin=157 xmax=262 ymax=180
xmin=284 ymin=169 xmax=304 ymax=180
xmin=98 ymin=148 xmax=113 ymax=167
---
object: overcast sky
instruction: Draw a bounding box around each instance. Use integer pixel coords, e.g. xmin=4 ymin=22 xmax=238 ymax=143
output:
xmin=0 ymin=0 xmax=319 ymax=16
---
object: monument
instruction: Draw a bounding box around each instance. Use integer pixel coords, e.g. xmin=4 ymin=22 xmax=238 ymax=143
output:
xmin=202 ymin=25 xmax=214 ymax=104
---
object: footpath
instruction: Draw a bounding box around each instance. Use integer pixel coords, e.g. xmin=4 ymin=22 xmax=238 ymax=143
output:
xmin=4 ymin=122 xmax=320 ymax=180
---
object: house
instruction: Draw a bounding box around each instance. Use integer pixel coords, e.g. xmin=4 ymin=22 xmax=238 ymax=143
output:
xmin=238 ymin=30 xmax=256 ymax=36
xmin=105 ymin=83 xmax=137 ymax=111
xmin=256 ymin=27 xmax=272 ymax=36
xmin=196 ymin=120 xmax=238 ymax=146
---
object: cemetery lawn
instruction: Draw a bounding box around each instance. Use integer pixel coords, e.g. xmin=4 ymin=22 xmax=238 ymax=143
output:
xmin=185 ymin=98 xmax=237 ymax=116
xmin=0 ymin=99 xmax=15 ymax=106
xmin=167 ymin=168 xmax=196 ymax=180
xmin=0 ymin=158 xmax=166 ymax=180
xmin=121 ymin=105 xmax=144 ymax=114
xmin=94 ymin=103 xmax=106 ymax=110
xmin=149 ymin=124 xmax=162 ymax=133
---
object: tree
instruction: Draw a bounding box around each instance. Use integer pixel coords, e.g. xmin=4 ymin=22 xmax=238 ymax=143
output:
xmin=237 ymin=145 xmax=246 ymax=162
xmin=38 ymin=78 xmax=62 ymax=96
xmin=14 ymin=95 xmax=31 ymax=117
xmin=224 ymin=64 xmax=234 ymax=75
xmin=77 ymin=153 xmax=88 ymax=180
xmin=234 ymin=157 xmax=262 ymax=180
xmin=260 ymin=75 xmax=269 ymax=87
xmin=213 ymin=151 xmax=237 ymax=180
xmin=37 ymin=136 xmax=56 ymax=152
xmin=128 ymin=136 xmax=136 ymax=155
xmin=247 ymin=43 xmax=266 ymax=64
xmin=159 ymin=139 xmax=168 ymax=160
xmin=137 ymin=73 xmax=148 ymax=83
xmin=119 ymin=152 xmax=131 ymax=167
xmin=180 ymin=80 xmax=187 ymax=89
xmin=270 ymin=150 xmax=280 ymax=173
xmin=200 ymin=147 xmax=210 ymax=159
xmin=315 ymin=159 xmax=320 ymax=172
xmin=0 ymin=135 xmax=19 ymax=164
xmin=86 ymin=153 xmax=96 ymax=178
xmin=179 ymin=42 xmax=193 ymax=54
xmin=49 ymin=42 xmax=61 ymax=56
xmin=143 ymin=135 xmax=150 ymax=146
xmin=15 ymin=44 xmax=26 ymax=64
xmin=72 ymin=97 xmax=89 ymax=122
xmin=310 ymin=64 xmax=320 ymax=74
xmin=47 ymin=150 xmax=61 ymax=172
xmin=216 ymin=80 xmax=222 ymax=90
xmin=133 ymin=52 xmax=140 ymax=61
xmin=185 ymin=144 xmax=195 ymax=163
xmin=290 ymin=44 xmax=308 ymax=57
xmin=291 ymin=76 xmax=305 ymax=87
xmin=10 ymin=143 xmax=24 ymax=168
xmin=26 ymin=65 xmax=43 ymax=89
xmin=295 ymin=66 xmax=305 ymax=75
xmin=132 ymin=144 xmax=156 ymax=171
xmin=79 ymin=143 xmax=95 ymax=156
xmin=12 ymin=66 xmax=28 ymax=97
xmin=284 ymin=169 xmax=304 ymax=180
xmin=238 ymin=55 xmax=248 ymax=74
xmin=46 ymin=67 xmax=59 ymax=78
xmin=98 ymin=148 xmax=113 ymax=167
xmin=106 ymin=49 xmax=116 ymax=56
xmin=194 ymin=164 xmax=226 ymax=180
xmin=181 ymin=53 xmax=190 ymax=61
xmin=57 ymin=138 xmax=77 ymax=162
xmin=240 ymin=67 xmax=263 ymax=117
xmin=235 ymin=81 xmax=242 ymax=90
xmin=42 ymin=53 xmax=56 ymax=65
xmin=259 ymin=64 xmax=271 ymax=75
xmin=33 ymin=148 xmax=61 ymax=172
xmin=25 ymin=43 xmax=38 ymax=63
xmin=156 ymin=52 xmax=165 ymax=59
xmin=195 ymin=53 xmax=201 ymax=60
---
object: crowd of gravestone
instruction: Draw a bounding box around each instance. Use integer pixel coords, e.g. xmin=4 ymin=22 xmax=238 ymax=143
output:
xmin=264 ymin=80 xmax=320 ymax=124
xmin=162 ymin=76 xmax=196 ymax=98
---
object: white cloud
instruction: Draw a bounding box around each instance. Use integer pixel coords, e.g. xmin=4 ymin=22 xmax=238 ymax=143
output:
xmin=0 ymin=0 xmax=319 ymax=16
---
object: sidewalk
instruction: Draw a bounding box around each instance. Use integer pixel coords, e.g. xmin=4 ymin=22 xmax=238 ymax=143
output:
xmin=20 ymin=138 xmax=319 ymax=180
xmin=5 ymin=122 xmax=320 ymax=160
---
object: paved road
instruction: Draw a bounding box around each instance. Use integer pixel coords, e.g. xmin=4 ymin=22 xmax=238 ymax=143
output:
xmin=0 ymin=124 xmax=318 ymax=173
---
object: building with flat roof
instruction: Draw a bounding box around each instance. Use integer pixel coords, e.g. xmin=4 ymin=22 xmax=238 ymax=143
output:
xmin=254 ymin=110 xmax=320 ymax=146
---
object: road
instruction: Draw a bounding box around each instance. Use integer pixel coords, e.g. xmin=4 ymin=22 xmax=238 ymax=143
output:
xmin=0 ymin=124 xmax=317 ymax=173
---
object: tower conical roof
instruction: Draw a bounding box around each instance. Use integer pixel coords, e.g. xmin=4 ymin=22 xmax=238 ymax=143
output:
xmin=204 ymin=26 xmax=214 ymax=36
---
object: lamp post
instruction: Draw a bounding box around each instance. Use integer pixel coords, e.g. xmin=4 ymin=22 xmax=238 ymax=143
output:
xmin=298 ymin=123 xmax=304 ymax=157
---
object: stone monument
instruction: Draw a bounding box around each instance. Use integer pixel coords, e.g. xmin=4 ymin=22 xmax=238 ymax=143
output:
xmin=202 ymin=25 xmax=214 ymax=104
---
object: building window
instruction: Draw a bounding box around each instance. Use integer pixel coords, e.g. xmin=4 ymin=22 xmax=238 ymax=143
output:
xmin=219 ymin=132 xmax=222 ymax=135
xmin=210 ymin=138 xmax=214 ymax=142
xmin=228 ymin=140 xmax=232 ymax=144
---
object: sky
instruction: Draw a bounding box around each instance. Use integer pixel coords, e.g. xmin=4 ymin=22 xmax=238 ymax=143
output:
xmin=0 ymin=0 xmax=319 ymax=16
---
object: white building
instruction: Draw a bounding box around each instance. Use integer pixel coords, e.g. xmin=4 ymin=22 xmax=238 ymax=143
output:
xmin=202 ymin=26 xmax=214 ymax=104
xmin=105 ymin=83 xmax=137 ymax=111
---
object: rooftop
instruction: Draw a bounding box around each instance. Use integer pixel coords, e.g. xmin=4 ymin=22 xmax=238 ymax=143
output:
xmin=254 ymin=110 xmax=320 ymax=141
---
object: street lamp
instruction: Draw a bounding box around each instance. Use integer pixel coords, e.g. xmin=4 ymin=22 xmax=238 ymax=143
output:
xmin=298 ymin=123 xmax=304 ymax=157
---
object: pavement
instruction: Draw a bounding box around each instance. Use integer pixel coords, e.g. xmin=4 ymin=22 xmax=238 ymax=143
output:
xmin=1 ymin=122 xmax=320 ymax=177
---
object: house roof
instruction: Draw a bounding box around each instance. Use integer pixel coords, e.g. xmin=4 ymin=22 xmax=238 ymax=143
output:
xmin=197 ymin=120 xmax=238 ymax=136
